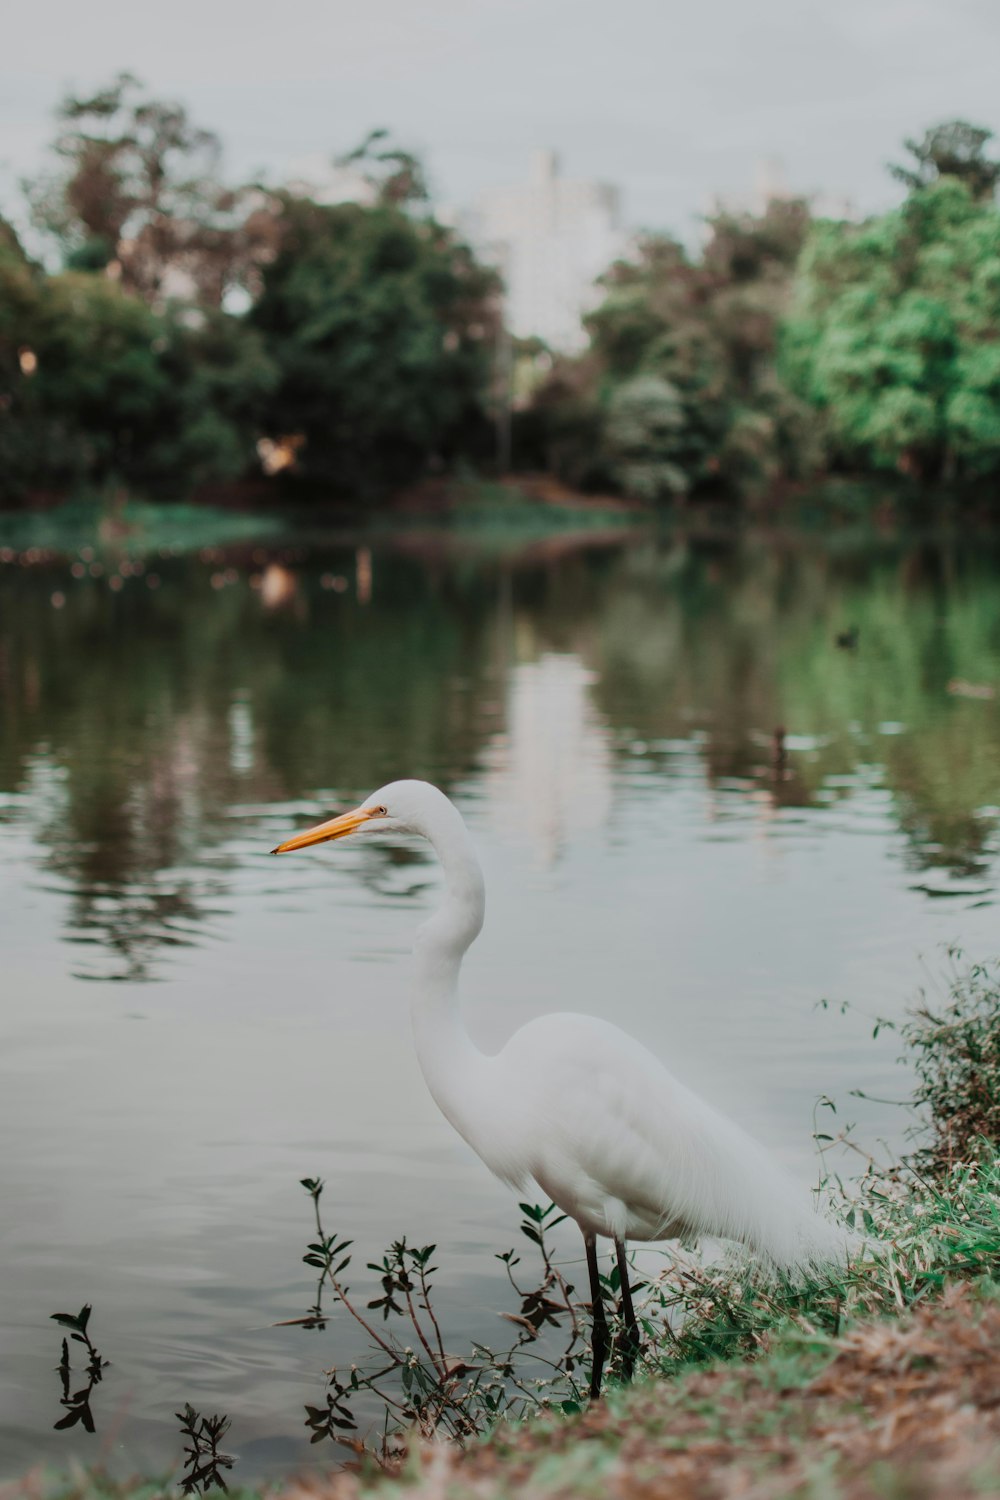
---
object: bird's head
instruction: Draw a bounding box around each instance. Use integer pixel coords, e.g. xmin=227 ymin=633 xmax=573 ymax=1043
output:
xmin=270 ymin=779 xmax=455 ymax=854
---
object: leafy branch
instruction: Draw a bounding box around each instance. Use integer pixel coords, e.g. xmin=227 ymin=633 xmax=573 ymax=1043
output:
xmin=282 ymin=1177 xmax=628 ymax=1459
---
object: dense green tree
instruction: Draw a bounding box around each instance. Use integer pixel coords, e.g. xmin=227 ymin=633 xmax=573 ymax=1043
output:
xmin=18 ymin=88 xmax=1000 ymax=507
xmin=602 ymin=373 xmax=689 ymax=499
xmin=5 ymin=90 xmax=502 ymax=500
xmin=783 ymin=179 xmax=1000 ymax=479
xmin=247 ymin=194 xmax=500 ymax=490
xmin=0 ymin=220 xmax=48 ymax=492
xmin=0 ymin=218 xmax=40 ymax=385
xmin=530 ymin=198 xmax=815 ymax=500
xmin=155 ymin=310 xmax=277 ymax=483
xmin=890 ymin=121 xmax=1000 ymax=202
xmin=0 ymin=258 xmax=274 ymax=501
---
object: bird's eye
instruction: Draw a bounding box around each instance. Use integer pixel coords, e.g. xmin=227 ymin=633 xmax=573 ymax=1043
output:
xmin=374 ymin=805 xmax=388 ymax=817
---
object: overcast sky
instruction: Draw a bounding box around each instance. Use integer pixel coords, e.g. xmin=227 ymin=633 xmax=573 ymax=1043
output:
xmin=3 ymin=0 xmax=999 ymax=239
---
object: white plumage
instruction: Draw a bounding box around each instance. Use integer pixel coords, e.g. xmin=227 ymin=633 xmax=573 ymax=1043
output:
xmin=273 ymin=779 xmax=852 ymax=1393
xmin=493 ymin=1013 xmax=847 ymax=1262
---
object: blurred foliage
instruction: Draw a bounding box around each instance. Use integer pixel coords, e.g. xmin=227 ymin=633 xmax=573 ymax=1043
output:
xmin=247 ymin=195 xmax=501 ymax=491
xmin=1 ymin=74 xmax=280 ymax=500
xmin=0 ymin=217 xmax=44 ymax=488
xmin=1 ymin=79 xmax=499 ymax=502
xmin=784 ymin=176 xmax=1000 ymax=480
xmin=337 ymin=127 xmax=430 ymax=208
xmin=530 ymin=199 xmax=819 ymax=500
xmin=5 ymin=97 xmax=1000 ymax=505
xmin=0 ymin=225 xmax=276 ymax=499
xmin=528 ymin=117 xmax=1000 ymax=503
xmin=22 ymin=71 xmax=276 ymax=307
xmin=889 ymin=119 xmax=1000 ymax=202
xmin=902 ymin=955 xmax=1000 ymax=1174
xmin=587 ymin=530 xmax=1000 ymax=875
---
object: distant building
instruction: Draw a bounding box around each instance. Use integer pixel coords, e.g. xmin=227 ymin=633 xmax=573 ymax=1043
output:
xmin=282 ymin=148 xmax=626 ymax=352
xmin=467 ymin=151 xmax=627 ymax=353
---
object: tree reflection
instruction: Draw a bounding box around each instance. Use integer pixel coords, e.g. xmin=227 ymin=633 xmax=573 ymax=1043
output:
xmin=1 ymin=523 xmax=999 ymax=980
xmin=0 ymin=549 xmax=506 ymax=977
xmin=583 ymin=530 xmax=1000 ymax=872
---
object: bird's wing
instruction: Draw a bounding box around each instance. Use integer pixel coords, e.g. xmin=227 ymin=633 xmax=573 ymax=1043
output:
xmin=502 ymin=1013 xmax=844 ymax=1266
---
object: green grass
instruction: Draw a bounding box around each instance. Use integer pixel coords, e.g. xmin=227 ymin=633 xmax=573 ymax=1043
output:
xmin=902 ymin=955 xmax=1000 ymax=1175
xmin=638 ymin=955 xmax=1000 ymax=1378
xmin=0 ymin=499 xmax=286 ymax=557
xmin=646 ymin=1151 xmax=1000 ymax=1367
xmin=441 ymin=478 xmax=637 ymax=525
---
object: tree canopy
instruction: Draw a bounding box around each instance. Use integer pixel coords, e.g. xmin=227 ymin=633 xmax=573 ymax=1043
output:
xmin=337 ymin=128 xmax=431 ymax=209
xmin=782 ymin=178 xmax=1000 ymax=479
xmin=532 ymin=198 xmax=815 ymax=499
xmin=7 ymin=90 xmax=1000 ymax=507
xmin=23 ymin=72 xmax=275 ymax=308
xmin=889 ymin=121 xmax=1000 ymax=203
xmin=0 ymin=261 xmax=276 ymax=499
xmin=2 ymin=78 xmax=500 ymax=501
xmin=248 ymin=194 xmax=500 ymax=489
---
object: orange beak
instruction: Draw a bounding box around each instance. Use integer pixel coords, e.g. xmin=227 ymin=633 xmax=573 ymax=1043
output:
xmin=271 ymin=805 xmax=379 ymax=855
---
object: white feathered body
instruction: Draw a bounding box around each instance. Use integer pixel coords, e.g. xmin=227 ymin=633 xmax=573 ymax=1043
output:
xmin=412 ymin=935 xmax=847 ymax=1269
xmin=486 ymin=1012 xmax=846 ymax=1267
xmin=296 ymin=779 xmax=851 ymax=1274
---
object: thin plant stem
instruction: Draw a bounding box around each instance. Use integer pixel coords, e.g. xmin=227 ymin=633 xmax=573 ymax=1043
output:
xmin=324 ymin=1268 xmax=399 ymax=1361
xmin=399 ymin=1272 xmax=445 ymax=1377
xmin=417 ymin=1261 xmax=448 ymax=1367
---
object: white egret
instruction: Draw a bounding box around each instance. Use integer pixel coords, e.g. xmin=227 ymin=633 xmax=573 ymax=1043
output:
xmin=273 ymin=779 xmax=852 ymax=1396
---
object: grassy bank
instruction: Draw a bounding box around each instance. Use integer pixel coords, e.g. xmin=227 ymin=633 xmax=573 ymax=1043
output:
xmin=307 ymin=1281 xmax=1000 ymax=1499
xmin=10 ymin=1277 xmax=1000 ymax=1499
xmin=0 ymin=499 xmax=287 ymax=558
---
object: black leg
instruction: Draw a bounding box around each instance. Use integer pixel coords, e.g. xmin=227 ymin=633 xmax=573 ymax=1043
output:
xmin=584 ymin=1233 xmax=608 ymax=1400
xmin=614 ymin=1238 xmax=640 ymax=1380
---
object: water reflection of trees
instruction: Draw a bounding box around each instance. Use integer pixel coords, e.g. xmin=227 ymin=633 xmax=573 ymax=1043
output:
xmin=583 ymin=531 xmax=1000 ymax=875
xmin=0 ymin=553 xmax=507 ymax=977
xmin=1 ymin=528 xmax=998 ymax=978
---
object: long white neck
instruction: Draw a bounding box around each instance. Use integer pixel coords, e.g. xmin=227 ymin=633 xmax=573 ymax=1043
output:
xmin=409 ymin=802 xmax=493 ymax=1154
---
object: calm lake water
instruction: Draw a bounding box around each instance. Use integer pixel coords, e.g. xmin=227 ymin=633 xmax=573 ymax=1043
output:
xmin=1 ymin=512 xmax=999 ymax=1479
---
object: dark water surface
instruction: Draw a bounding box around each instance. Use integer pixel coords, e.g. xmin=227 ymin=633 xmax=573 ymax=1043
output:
xmin=2 ymin=515 xmax=999 ymax=1478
